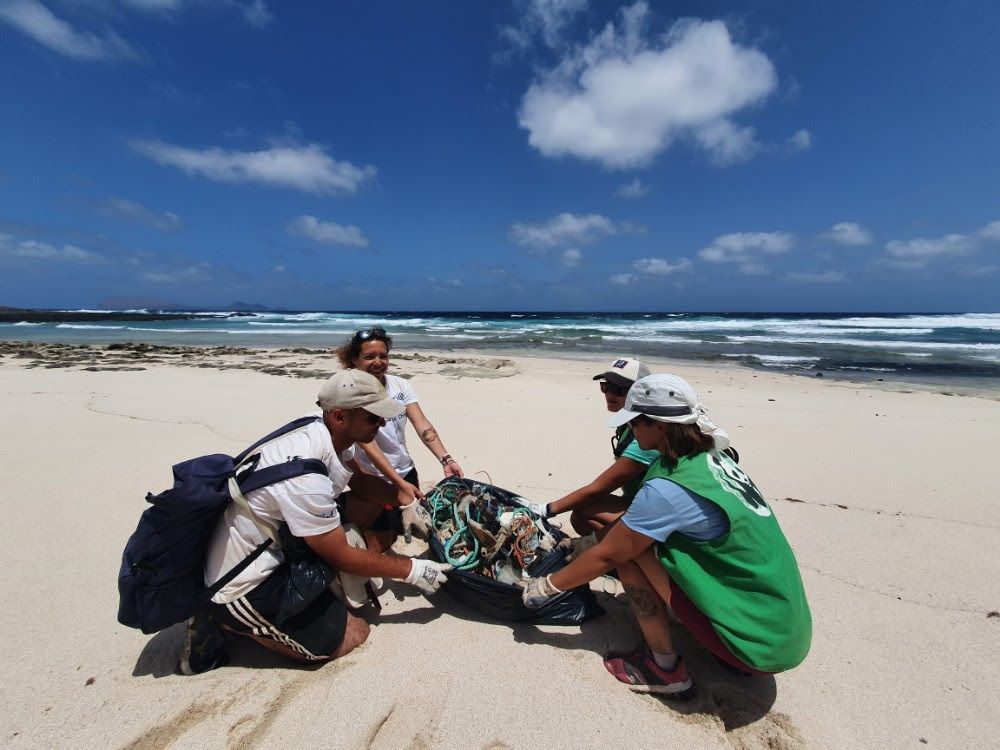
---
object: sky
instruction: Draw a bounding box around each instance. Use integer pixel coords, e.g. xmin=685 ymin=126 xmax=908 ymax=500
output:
xmin=1 ymin=0 xmax=998 ymax=313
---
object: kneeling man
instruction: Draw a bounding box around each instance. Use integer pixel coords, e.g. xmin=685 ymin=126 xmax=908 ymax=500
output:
xmin=181 ymin=370 xmax=450 ymax=673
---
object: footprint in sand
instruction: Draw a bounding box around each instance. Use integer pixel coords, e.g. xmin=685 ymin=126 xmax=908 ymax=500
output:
xmin=653 ymin=681 xmax=807 ymax=750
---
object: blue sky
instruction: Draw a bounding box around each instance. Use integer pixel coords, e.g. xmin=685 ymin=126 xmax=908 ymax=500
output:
xmin=1 ymin=0 xmax=998 ymax=312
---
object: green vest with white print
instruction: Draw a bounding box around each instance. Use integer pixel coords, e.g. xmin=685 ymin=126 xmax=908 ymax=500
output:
xmin=646 ymin=451 xmax=812 ymax=672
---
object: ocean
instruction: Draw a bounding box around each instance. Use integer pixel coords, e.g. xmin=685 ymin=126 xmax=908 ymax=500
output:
xmin=3 ymin=311 xmax=1000 ymax=384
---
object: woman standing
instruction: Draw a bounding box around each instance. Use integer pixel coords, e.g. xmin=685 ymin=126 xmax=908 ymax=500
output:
xmin=522 ymin=373 xmax=811 ymax=695
xmin=336 ymin=327 xmax=464 ymax=514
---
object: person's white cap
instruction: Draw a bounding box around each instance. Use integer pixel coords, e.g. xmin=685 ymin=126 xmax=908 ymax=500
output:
xmin=592 ymin=357 xmax=651 ymax=388
xmin=317 ymin=370 xmax=405 ymax=419
xmin=608 ymin=373 xmax=730 ymax=450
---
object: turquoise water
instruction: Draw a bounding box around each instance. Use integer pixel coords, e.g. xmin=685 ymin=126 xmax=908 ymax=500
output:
xmin=3 ymin=310 xmax=1000 ymax=381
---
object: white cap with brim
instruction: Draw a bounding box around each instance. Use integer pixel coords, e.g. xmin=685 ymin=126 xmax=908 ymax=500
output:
xmin=608 ymin=373 xmax=730 ymax=450
xmin=592 ymin=357 xmax=651 ymax=388
xmin=317 ymin=370 xmax=405 ymax=420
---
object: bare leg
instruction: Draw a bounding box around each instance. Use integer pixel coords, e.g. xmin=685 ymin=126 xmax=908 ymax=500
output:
xmin=568 ymin=494 xmax=627 ymax=536
xmin=221 ymin=612 xmax=369 ymax=664
xmin=615 ymin=559 xmax=674 ymax=656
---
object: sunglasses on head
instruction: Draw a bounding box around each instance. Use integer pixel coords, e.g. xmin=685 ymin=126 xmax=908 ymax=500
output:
xmin=600 ymin=380 xmax=629 ymax=397
xmin=354 ymin=326 xmax=387 ymax=342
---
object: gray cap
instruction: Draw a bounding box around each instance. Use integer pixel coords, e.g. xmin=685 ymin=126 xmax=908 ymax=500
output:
xmin=317 ymin=370 xmax=405 ymax=419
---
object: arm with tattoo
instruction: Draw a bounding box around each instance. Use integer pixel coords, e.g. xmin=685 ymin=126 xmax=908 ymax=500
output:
xmin=406 ymin=403 xmax=464 ymax=477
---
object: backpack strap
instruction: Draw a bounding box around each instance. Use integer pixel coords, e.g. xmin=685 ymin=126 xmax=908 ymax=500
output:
xmin=207 ymin=455 xmax=329 ymax=600
xmin=204 ymin=539 xmax=272 ymax=598
xmin=233 ymin=415 xmax=323 ymax=464
xmin=238 ymin=458 xmax=329 ymax=495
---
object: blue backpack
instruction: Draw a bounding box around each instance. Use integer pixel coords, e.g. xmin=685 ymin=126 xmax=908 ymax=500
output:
xmin=117 ymin=416 xmax=328 ymax=634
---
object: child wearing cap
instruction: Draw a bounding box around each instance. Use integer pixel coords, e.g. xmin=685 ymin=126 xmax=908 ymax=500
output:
xmin=522 ymin=373 xmax=812 ymax=696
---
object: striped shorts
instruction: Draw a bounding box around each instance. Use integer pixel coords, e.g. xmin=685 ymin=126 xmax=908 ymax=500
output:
xmin=213 ymin=564 xmax=348 ymax=661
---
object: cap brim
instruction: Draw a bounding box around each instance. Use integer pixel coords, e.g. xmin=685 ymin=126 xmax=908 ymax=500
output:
xmin=363 ymin=397 xmax=405 ymax=420
xmin=607 ymin=408 xmax=640 ymax=428
xmin=592 ymin=372 xmax=605 ymax=380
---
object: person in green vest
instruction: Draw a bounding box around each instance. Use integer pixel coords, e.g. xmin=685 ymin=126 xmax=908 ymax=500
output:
xmin=522 ymin=373 xmax=811 ymax=696
xmin=515 ymin=358 xmax=660 ymax=544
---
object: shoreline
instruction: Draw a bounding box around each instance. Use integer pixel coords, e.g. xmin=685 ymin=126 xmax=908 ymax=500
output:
xmin=2 ymin=338 xmax=997 ymax=402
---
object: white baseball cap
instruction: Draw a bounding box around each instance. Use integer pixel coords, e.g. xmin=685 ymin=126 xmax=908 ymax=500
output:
xmin=317 ymin=370 xmax=405 ymax=419
xmin=608 ymin=373 xmax=730 ymax=449
xmin=592 ymin=357 xmax=651 ymax=388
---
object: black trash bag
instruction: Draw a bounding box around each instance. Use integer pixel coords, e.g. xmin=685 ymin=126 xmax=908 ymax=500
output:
xmin=424 ymin=477 xmax=604 ymax=626
xmin=275 ymin=523 xmax=336 ymax=625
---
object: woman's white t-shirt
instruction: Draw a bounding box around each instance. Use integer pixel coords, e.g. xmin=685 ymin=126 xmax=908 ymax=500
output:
xmin=204 ymin=417 xmax=354 ymax=604
xmin=353 ymin=373 xmax=419 ymax=478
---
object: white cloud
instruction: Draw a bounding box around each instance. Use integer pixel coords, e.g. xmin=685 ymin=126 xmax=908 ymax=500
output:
xmin=786 ymin=129 xmax=812 ymax=153
xmin=610 ymin=272 xmax=637 ymax=286
xmin=616 ymin=178 xmax=650 ymax=198
xmin=560 ymin=248 xmax=582 ymax=267
xmin=698 ymin=231 xmax=794 ymax=264
xmin=236 ymin=0 xmax=271 ymax=27
xmin=694 ymin=119 xmax=759 ymax=166
xmin=142 ymin=262 xmax=212 ymax=283
xmin=0 ymin=234 xmax=103 ymax=263
xmin=131 ymin=139 xmax=375 ymax=194
xmin=121 ymin=0 xmax=271 ymax=26
xmin=518 ymin=5 xmax=777 ymax=169
xmin=427 ymin=276 xmax=463 ymax=288
xmin=632 ymin=257 xmax=692 ymax=276
xmin=99 ymin=197 xmax=182 ymax=231
xmin=272 ymin=264 xmax=285 ymax=273
xmin=500 ymin=0 xmax=587 ymax=52
xmin=823 ymin=221 xmax=872 ymax=246
xmin=509 ymin=212 xmax=622 ymax=249
xmin=738 ymin=262 xmax=770 ymax=276
xmin=0 ymin=0 xmax=136 ymax=60
xmin=286 ymin=215 xmax=369 ymax=248
xmin=784 ymin=270 xmax=846 ymax=283
xmin=979 ymin=220 xmax=1000 ymax=241
xmin=884 ymin=233 xmax=977 ymax=268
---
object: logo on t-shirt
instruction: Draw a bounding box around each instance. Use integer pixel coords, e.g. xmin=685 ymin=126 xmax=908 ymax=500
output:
xmin=708 ymin=453 xmax=772 ymax=517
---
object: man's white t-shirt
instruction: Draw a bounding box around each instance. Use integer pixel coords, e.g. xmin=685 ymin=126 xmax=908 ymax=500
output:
xmin=204 ymin=417 xmax=354 ymax=604
xmin=353 ymin=374 xmax=419 ymax=478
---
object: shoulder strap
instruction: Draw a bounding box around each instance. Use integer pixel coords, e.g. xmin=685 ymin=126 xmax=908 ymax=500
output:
xmin=203 ymin=539 xmax=272 ymax=598
xmin=228 ymin=458 xmax=329 ymax=545
xmin=613 ymin=425 xmax=635 ymax=459
xmin=234 ymin=415 xmax=323 ymax=464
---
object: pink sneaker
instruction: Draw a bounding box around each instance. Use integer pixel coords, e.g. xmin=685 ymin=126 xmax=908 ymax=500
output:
xmin=603 ymin=651 xmax=694 ymax=696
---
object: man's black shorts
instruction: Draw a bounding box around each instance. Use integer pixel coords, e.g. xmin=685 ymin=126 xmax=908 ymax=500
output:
xmin=212 ymin=564 xmax=348 ymax=660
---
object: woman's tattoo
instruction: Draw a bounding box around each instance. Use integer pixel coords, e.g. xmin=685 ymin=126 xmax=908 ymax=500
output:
xmin=623 ymin=585 xmax=661 ymax=619
xmin=420 ymin=427 xmax=438 ymax=443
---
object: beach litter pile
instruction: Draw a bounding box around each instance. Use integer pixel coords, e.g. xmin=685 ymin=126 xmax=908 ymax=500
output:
xmin=421 ymin=477 xmax=603 ymax=625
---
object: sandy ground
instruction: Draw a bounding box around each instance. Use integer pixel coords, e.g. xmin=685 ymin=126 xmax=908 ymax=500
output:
xmin=0 ymin=344 xmax=998 ymax=749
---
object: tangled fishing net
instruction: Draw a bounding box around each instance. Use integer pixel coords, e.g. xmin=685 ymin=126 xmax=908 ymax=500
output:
xmin=422 ymin=477 xmax=571 ymax=585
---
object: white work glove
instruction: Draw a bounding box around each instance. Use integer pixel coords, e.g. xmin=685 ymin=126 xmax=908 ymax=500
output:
xmin=400 ymin=500 xmax=432 ymax=541
xmin=404 ymin=558 xmax=452 ymax=595
xmin=522 ymin=575 xmax=564 ymax=608
xmin=511 ymin=495 xmax=551 ymax=519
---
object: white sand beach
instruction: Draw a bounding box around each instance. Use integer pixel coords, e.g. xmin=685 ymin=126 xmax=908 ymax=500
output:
xmin=1 ymin=347 xmax=998 ymax=749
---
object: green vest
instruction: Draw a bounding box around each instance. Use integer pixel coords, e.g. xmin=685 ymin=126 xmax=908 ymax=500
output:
xmin=613 ymin=425 xmax=646 ymax=502
xmin=647 ymin=451 xmax=812 ymax=672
